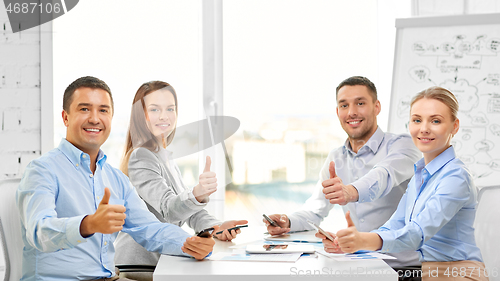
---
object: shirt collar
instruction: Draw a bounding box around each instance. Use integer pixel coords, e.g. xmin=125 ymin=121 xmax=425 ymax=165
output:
xmin=157 ymin=146 xmax=173 ymax=163
xmin=343 ymin=126 xmax=384 ymax=154
xmin=57 ymin=138 xmax=107 ymax=167
xmin=414 ymin=145 xmax=456 ymax=176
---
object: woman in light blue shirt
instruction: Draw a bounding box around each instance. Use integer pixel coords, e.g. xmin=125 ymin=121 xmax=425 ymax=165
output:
xmin=318 ymin=86 xmax=488 ymax=281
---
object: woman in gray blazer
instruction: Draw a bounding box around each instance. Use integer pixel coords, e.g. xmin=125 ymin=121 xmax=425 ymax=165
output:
xmin=114 ymin=81 xmax=247 ymax=276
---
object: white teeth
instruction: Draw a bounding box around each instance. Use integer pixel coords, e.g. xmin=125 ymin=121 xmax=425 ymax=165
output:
xmin=158 ymin=124 xmax=170 ymax=127
xmin=348 ymin=121 xmax=360 ymax=124
xmin=85 ymin=128 xmax=100 ymax=132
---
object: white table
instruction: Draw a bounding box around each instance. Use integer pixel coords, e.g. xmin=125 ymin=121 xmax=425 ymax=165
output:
xmin=153 ymin=229 xmax=398 ymax=281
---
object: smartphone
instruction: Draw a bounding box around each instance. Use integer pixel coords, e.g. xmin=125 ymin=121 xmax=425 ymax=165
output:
xmin=262 ymin=214 xmax=280 ymax=228
xmin=307 ymin=219 xmax=335 ymax=241
xmin=215 ymin=224 xmax=248 ymax=235
xmin=196 ymin=227 xmax=215 ymax=238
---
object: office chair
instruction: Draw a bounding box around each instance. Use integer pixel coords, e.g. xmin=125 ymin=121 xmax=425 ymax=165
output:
xmin=0 ymin=179 xmax=24 ymax=281
xmin=115 ymin=264 xmax=155 ymax=281
xmin=474 ymin=185 xmax=500 ymax=281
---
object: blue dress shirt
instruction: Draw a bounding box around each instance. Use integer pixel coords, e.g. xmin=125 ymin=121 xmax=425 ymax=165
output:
xmin=16 ymin=139 xmax=192 ymax=281
xmin=373 ymin=146 xmax=483 ymax=262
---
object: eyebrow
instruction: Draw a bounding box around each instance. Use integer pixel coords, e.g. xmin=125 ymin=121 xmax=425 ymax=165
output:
xmin=147 ymin=104 xmax=176 ymax=107
xmin=77 ymin=103 xmax=111 ymax=108
xmin=338 ymin=97 xmax=367 ymax=104
xmin=411 ymin=114 xmax=444 ymax=118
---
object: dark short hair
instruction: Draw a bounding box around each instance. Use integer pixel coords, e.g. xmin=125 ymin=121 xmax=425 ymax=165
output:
xmin=335 ymin=76 xmax=377 ymax=102
xmin=63 ymin=76 xmax=113 ymax=113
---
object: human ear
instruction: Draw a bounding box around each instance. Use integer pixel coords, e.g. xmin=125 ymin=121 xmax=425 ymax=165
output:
xmin=452 ymin=118 xmax=460 ymax=135
xmin=375 ymin=100 xmax=381 ymax=116
xmin=62 ymin=110 xmax=69 ymax=127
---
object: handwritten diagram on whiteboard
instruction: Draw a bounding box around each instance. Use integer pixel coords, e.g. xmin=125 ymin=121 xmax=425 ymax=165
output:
xmin=389 ymin=15 xmax=500 ymax=187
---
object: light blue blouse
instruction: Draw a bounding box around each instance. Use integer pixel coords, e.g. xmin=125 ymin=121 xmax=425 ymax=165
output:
xmin=373 ymin=146 xmax=483 ymax=262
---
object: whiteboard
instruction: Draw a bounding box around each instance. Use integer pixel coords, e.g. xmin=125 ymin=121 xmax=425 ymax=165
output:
xmin=389 ymin=13 xmax=500 ymax=188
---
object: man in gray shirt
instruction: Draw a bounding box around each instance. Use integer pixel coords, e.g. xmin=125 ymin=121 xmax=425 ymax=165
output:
xmin=265 ymin=76 xmax=422 ymax=270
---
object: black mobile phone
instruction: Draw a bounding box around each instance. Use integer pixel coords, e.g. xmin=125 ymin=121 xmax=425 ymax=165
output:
xmin=196 ymin=227 xmax=215 ymax=238
xmin=215 ymin=224 xmax=248 ymax=235
xmin=262 ymin=214 xmax=280 ymax=228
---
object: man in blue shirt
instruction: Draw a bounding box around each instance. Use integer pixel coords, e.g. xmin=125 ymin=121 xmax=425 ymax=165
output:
xmin=16 ymin=76 xmax=216 ymax=281
xmin=265 ymin=76 xmax=422 ymax=271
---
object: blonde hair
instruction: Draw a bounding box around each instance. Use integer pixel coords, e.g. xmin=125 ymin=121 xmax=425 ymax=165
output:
xmin=120 ymin=81 xmax=178 ymax=175
xmin=410 ymin=86 xmax=459 ymax=121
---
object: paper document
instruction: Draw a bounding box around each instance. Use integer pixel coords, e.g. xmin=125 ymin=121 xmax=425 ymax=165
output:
xmin=317 ymin=249 xmax=397 ymax=261
xmin=264 ymin=230 xmax=322 ymax=243
xmin=210 ymin=252 xmax=302 ymax=262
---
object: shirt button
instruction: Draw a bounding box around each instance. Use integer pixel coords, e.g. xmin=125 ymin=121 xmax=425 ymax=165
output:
xmin=354 ymin=176 xmax=359 ymax=180
xmin=104 ymin=241 xmax=107 ymax=245
xmin=90 ymin=174 xmax=93 ymax=178
xmin=97 ymin=196 xmax=100 ymax=200
xmin=77 ymin=240 xmax=81 ymax=243
xmin=82 ymin=155 xmax=86 ymax=158
xmin=76 ymin=164 xmax=79 ymax=167
xmin=360 ymin=219 xmax=365 ymax=223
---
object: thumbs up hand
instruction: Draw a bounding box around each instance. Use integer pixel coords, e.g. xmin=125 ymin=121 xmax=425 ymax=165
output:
xmin=322 ymin=161 xmax=359 ymax=205
xmin=335 ymin=211 xmax=384 ymax=253
xmin=336 ymin=211 xmax=361 ymax=253
xmin=80 ymin=187 xmax=127 ymax=237
xmin=193 ymin=156 xmax=218 ymax=203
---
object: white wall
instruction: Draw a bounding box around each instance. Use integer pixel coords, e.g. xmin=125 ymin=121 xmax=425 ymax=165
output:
xmin=0 ymin=4 xmax=42 ymax=180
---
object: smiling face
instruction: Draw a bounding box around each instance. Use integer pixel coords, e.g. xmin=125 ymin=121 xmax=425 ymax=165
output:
xmin=409 ymin=98 xmax=459 ymax=164
xmin=144 ymin=89 xmax=177 ymax=142
xmin=336 ymin=85 xmax=381 ymax=149
xmin=62 ymin=87 xmax=113 ymax=158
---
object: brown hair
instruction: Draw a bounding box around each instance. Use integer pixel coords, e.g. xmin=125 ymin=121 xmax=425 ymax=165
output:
xmin=336 ymin=76 xmax=377 ymax=102
xmin=120 ymin=81 xmax=178 ymax=175
xmin=410 ymin=86 xmax=458 ymax=121
xmin=63 ymin=76 xmax=113 ymax=113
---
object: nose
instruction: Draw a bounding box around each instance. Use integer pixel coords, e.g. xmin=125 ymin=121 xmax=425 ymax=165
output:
xmin=159 ymin=109 xmax=169 ymax=121
xmin=348 ymin=106 xmax=357 ymax=118
xmin=420 ymin=122 xmax=430 ymax=134
xmin=88 ymin=109 xmax=100 ymax=124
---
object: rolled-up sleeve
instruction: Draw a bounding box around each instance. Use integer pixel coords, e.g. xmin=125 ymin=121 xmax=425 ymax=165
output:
xmin=355 ymin=136 xmax=420 ymax=203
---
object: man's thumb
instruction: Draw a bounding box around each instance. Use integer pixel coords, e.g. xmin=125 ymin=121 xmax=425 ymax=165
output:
xmin=204 ymin=156 xmax=211 ymax=173
xmin=100 ymin=187 xmax=110 ymax=205
xmin=329 ymin=161 xmax=336 ymax=179
xmin=345 ymin=211 xmax=355 ymax=227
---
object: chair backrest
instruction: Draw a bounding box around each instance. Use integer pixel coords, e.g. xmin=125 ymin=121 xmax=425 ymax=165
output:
xmin=0 ymin=179 xmax=23 ymax=281
xmin=474 ymin=185 xmax=500 ymax=281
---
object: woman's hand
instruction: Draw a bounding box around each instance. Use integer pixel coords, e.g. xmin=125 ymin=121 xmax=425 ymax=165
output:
xmin=336 ymin=211 xmax=383 ymax=253
xmin=213 ymin=220 xmax=249 ymax=241
xmin=315 ymin=231 xmax=343 ymax=254
xmin=193 ymin=156 xmax=217 ymax=203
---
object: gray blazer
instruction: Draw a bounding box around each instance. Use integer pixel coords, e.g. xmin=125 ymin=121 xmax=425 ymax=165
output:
xmin=114 ymin=147 xmax=221 ymax=266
